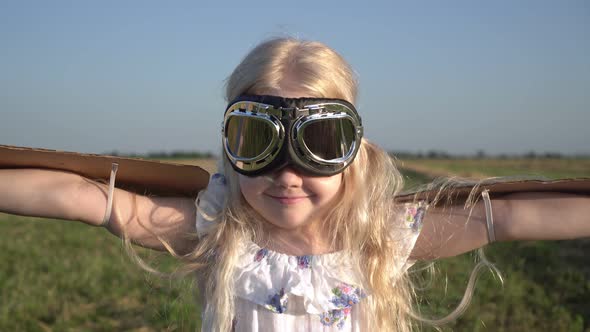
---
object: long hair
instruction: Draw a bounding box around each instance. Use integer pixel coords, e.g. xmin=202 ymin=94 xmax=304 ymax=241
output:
xmin=192 ymin=37 xmax=418 ymax=331
xmin=122 ymin=37 xmax=498 ymax=331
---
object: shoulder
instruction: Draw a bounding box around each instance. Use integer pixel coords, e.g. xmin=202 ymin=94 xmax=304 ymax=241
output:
xmin=390 ymin=200 xmax=430 ymax=270
xmin=394 ymin=200 xmax=429 ymax=233
xmin=195 ymin=173 xmax=227 ymax=238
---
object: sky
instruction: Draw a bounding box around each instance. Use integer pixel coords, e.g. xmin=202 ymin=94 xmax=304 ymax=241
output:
xmin=1 ymin=0 xmax=589 ymax=157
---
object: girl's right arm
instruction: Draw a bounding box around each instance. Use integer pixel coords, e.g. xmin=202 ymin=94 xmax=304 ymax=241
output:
xmin=0 ymin=168 xmax=198 ymax=255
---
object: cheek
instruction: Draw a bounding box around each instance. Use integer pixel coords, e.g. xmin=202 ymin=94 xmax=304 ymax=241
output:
xmin=238 ymin=175 xmax=265 ymax=206
xmin=312 ymin=174 xmax=343 ymax=202
xmin=238 ymin=176 xmax=255 ymax=199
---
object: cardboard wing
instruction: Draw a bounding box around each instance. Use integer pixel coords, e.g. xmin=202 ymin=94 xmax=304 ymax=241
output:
xmin=395 ymin=177 xmax=590 ymax=204
xmin=1 ymin=144 xmax=588 ymax=202
xmin=0 ymin=145 xmax=211 ymax=197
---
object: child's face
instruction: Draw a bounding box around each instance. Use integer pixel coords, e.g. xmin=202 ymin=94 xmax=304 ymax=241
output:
xmin=236 ymin=86 xmax=343 ymax=231
xmin=238 ymin=167 xmax=342 ymax=231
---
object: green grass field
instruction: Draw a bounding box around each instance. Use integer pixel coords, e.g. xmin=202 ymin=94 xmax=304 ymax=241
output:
xmin=1 ymin=159 xmax=588 ymax=331
xmin=399 ymin=158 xmax=589 ymax=331
xmin=0 ymin=216 xmax=200 ymax=332
xmin=399 ymin=157 xmax=590 ymax=179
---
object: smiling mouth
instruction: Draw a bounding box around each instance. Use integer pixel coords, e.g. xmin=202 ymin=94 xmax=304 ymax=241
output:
xmin=265 ymin=194 xmax=309 ymax=205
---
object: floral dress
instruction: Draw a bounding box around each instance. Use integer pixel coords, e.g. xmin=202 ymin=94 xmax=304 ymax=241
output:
xmin=196 ymin=174 xmax=428 ymax=331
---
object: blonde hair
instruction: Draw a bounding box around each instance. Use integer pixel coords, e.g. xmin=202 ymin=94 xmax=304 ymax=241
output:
xmin=225 ymin=38 xmax=358 ymax=103
xmin=189 ymin=37 xmax=417 ymax=331
xmin=123 ymin=37 xmax=498 ymax=331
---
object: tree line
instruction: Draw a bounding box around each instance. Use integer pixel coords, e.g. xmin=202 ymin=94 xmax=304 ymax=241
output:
xmin=102 ymin=150 xmax=215 ymax=159
xmin=390 ymin=150 xmax=590 ymax=159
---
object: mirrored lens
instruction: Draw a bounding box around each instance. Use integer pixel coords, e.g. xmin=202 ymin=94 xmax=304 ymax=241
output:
xmin=226 ymin=116 xmax=274 ymax=159
xmin=301 ymin=118 xmax=355 ymax=160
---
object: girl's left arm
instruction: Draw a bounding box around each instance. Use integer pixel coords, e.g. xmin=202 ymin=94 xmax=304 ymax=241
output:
xmin=410 ymin=192 xmax=590 ymax=260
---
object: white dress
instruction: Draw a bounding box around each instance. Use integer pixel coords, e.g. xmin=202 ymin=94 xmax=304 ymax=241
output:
xmin=196 ymin=174 xmax=428 ymax=331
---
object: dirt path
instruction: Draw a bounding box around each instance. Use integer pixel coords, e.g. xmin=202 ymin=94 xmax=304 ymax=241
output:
xmin=397 ymin=159 xmax=488 ymax=179
xmin=397 ymin=160 xmax=474 ymax=178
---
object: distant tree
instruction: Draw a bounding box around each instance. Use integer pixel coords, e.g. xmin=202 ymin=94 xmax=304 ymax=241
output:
xmin=427 ymin=150 xmax=451 ymax=159
xmin=524 ymin=151 xmax=537 ymax=159
xmin=543 ymin=152 xmax=563 ymax=159
xmin=476 ymin=149 xmax=486 ymax=159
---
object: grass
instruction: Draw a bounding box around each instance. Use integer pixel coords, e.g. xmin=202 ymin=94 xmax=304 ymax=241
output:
xmin=0 ymin=216 xmax=199 ymax=332
xmin=0 ymin=159 xmax=588 ymax=331
xmin=398 ymin=157 xmax=590 ymax=331
xmin=415 ymin=240 xmax=590 ymax=331
xmin=398 ymin=157 xmax=590 ymax=180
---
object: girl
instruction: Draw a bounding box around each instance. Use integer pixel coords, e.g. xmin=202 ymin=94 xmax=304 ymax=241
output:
xmin=1 ymin=37 xmax=589 ymax=331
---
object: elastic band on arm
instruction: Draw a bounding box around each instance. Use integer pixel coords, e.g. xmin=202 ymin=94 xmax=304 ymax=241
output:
xmin=101 ymin=162 xmax=119 ymax=227
xmin=481 ymin=189 xmax=496 ymax=243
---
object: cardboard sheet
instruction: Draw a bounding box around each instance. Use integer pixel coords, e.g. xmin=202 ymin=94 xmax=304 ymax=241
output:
xmin=1 ymin=144 xmax=588 ymax=202
xmin=0 ymin=144 xmax=210 ymax=197
xmin=395 ymin=177 xmax=590 ymax=204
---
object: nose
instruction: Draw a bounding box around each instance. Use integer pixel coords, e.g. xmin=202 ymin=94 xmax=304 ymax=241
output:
xmin=271 ymin=166 xmax=303 ymax=188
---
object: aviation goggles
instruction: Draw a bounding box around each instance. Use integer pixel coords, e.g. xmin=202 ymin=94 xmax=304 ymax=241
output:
xmin=222 ymin=95 xmax=364 ymax=177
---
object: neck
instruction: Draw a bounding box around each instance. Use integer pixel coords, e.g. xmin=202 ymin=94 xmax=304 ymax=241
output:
xmin=261 ymin=222 xmax=334 ymax=256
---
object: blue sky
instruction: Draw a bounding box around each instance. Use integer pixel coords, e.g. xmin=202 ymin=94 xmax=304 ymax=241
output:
xmin=1 ymin=1 xmax=589 ymax=156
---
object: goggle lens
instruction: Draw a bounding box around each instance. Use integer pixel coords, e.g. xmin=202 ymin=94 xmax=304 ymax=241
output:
xmin=223 ymin=96 xmax=363 ymax=176
xmin=300 ymin=118 xmax=356 ymax=160
xmin=225 ymin=116 xmax=274 ymax=159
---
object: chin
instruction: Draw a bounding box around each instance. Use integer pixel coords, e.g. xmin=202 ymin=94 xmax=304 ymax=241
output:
xmin=264 ymin=214 xmax=313 ymax=230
